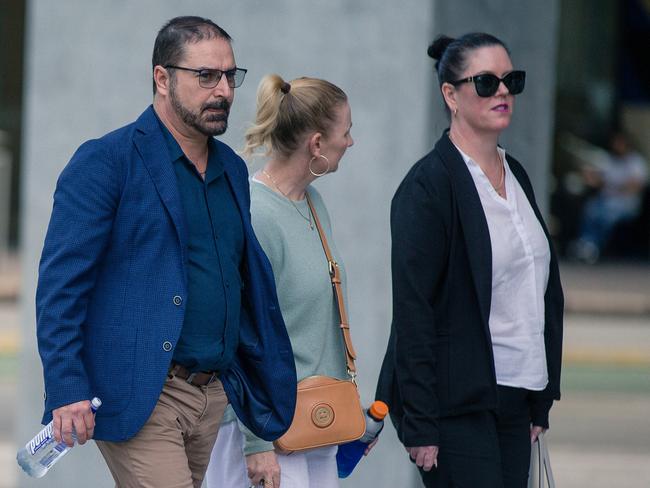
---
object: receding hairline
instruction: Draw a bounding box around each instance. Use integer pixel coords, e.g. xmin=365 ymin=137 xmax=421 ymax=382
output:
xmin=152 ymin=19 xmax=234 ymax=67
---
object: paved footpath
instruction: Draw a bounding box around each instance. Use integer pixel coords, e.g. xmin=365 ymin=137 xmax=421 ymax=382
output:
xmin=1 ymin=261 xmax=649 ymax=487
xmin=0 ymin=301 xmax=18 ymax=488
xmin=562 ymin=261 xmax=650 ymax=315
xmin=551 ymin=308 xmax=650 ymax=488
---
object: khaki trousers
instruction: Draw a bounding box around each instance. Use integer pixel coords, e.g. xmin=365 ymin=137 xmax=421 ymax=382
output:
xmin=96 ymin=374 xmax=228 ymax=488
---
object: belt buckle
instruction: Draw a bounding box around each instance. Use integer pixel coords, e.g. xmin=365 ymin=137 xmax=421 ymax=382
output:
xmin=185 ymin=371 xmax=217 ymax=386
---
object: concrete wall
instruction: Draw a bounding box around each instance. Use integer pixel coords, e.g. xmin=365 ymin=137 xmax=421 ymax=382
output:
xmin=18 ymin=1 xmax=434 ymax=486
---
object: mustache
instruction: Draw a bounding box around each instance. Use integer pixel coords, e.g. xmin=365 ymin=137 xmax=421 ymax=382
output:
xmin=202 ymin=99 xmax=231 ymax=112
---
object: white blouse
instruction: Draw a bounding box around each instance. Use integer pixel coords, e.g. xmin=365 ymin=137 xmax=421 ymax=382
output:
xmin=455 ymin=145 xmax=551 ymax=391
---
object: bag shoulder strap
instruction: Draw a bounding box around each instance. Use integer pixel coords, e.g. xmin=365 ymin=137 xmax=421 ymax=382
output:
xmin=306 ymin=192 xmax=358 ymax=378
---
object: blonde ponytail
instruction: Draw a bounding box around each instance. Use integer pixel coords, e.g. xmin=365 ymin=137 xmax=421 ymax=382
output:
xmin=241 ymin=74 xmax=286 ymax=158
xmin=241 ymin=74 xmax=347 ymax=160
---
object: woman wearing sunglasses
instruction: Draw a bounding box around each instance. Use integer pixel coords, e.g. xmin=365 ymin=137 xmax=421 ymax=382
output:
xmin=376 ymin=33 xmax=563 ymax=488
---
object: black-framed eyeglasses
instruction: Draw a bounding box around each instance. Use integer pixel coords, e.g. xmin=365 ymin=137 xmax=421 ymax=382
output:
xmin=164 ymin=65 xmax=247 ymax=88
xmin=450 ymin=70 xmax=526 ymax=97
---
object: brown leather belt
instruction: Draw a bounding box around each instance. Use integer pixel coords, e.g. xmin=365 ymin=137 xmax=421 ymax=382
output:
xmin=167 ymin=362 xmax=220 ymax=387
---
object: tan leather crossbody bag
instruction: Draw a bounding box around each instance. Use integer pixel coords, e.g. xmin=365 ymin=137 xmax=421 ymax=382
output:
xmin=273 ymin=194 xmax=365 ymax=453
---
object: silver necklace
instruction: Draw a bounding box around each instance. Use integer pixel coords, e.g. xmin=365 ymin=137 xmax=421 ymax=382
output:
xmin=261 ymin=169 xmax=314 ymax=230
xmin=448 ymin=132 xmax=505 ymax=195
xmin=493 ymin=151 xmax=505 ymax=195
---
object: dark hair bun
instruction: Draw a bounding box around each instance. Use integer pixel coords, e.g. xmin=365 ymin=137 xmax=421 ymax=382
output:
xmin=428 ymin=35 xmax=455 ymax=60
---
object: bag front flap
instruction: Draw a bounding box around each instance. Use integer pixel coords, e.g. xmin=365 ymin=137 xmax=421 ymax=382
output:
xmin=275 ymin=377 xmax=365 ymax=451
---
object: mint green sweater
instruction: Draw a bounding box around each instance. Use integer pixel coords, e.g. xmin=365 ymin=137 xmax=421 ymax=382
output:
xmin=221 ymin=180 xmax=349 ymax=455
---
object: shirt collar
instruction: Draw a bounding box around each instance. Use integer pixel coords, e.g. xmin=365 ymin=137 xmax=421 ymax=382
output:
xmin=153 ymin=109 xmax=225 ymax=181
xmin=205 ymin=137 xmax=225 ymax=182
xmin=451 ymin=141 xmax=507 ymax=168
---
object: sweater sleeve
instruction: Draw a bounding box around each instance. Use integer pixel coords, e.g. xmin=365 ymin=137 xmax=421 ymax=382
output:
xmin=220 ymin=405 xmax=274 ymax=455
xmin=237 ymin=419 xmax=275 ymax=456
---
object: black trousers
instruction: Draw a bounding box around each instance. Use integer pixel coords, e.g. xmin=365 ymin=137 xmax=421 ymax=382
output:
xmin=418 ymin=386 xmax=533 ymax=488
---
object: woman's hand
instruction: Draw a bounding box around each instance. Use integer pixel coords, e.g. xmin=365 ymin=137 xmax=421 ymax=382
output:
xmin=530 ymin=425 xmax=546 ymax=444
xmin=363 ymin=437 xmax=379 ymax=456
xmin=406 ymin=445 xmax=439 ymax=471
xmin=246 ymin=450 xmax=280 ymax=487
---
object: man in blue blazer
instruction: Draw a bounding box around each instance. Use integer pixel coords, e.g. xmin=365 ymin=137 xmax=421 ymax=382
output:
xmin=35 ymin=16 xmax=296 ymax=486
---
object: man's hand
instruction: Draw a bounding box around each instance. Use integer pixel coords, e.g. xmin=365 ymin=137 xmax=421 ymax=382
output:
xmin=530 ymin=425 xmax=546 ymax=444
xmin=406 ymin=445 xmax=439 ymax=471
xmin=52 ymin=400 xmax=95 ymax=447
xmin=246 ymin=450 xmax=280 ymax=487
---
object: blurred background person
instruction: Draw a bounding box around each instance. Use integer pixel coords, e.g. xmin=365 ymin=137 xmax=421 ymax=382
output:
xmin=206 ymin=74 xmax=356 ymax=488
xmin=570 ymin=131 xmax=649 ymax=263
xmin=377 ymin=33 xmax=564 ymax=488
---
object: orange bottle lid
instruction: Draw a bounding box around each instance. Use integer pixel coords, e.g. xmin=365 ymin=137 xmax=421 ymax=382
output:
xmin=369 ymin=400 xmax=389 ymax=420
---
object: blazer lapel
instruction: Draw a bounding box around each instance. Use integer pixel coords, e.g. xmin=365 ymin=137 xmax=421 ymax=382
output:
xmin=435 ymin=133 xmax=493 ymax=330
xmin=508 ymin=159 xmax=552 ymax=239
xmin=133 ymin=107 xmax=188 ymax=258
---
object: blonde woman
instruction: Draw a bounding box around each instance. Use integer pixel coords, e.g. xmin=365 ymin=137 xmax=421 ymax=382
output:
xmin=206 ymin=74 xmax=354 ymax=488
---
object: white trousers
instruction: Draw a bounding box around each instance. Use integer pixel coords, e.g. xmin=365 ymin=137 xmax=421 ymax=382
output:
xmin=205 ymin=420 xmax=249 ymax=487
xmin=205 ymin=420 xmax=339 ymax=488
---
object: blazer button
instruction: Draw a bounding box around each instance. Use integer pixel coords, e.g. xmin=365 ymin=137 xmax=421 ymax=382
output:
xmin=173 ymin=295 xmax=182 ymax=306
xmin=162 ymin=341 xmax=173 ymax=352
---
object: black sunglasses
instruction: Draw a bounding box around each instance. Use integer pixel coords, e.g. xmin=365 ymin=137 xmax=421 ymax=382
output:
xmin=450 ymin=70 xmax=526 ymax=97
xmin=164 ymin=65 xmax=247 ymax=89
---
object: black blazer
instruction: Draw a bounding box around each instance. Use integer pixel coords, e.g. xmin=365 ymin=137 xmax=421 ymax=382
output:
xmin=376 ymin=132 xmax=563 ymax=447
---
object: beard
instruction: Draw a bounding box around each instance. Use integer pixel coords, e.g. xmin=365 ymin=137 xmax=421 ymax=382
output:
xmin=169 ymin=82 xmax=230 ymax=136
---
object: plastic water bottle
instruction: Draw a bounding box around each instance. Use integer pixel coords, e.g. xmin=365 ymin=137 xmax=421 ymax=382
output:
xmin=336 ymin=400 xmax=389 ymax=478
xmin=16 ymin=397 xmax=102 ymax=478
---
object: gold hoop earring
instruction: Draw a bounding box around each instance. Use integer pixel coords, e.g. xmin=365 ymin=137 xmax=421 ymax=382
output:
xmin=309 ymin=155 xmax=330 ymax=177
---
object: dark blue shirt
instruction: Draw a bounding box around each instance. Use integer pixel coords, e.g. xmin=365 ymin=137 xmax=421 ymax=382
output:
xmin=157 ymin=116 xmax=244 ymax=373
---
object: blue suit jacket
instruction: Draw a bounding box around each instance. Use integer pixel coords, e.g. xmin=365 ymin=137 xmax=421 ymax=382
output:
xmin=36 ymin=106 xmax=296 ymax=442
